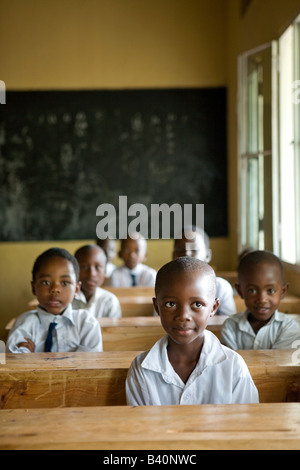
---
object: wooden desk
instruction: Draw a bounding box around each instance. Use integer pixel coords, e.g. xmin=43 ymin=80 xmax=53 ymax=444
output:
xmin=0 ymin=351 xmax=137 ymax=409
xmin=0 ymin=349 xmax=299 ymax=409
xmin=99 ymin=315 xmax=226 ymax=350
xmin=1 ymin=403 xmax=300 ymax=450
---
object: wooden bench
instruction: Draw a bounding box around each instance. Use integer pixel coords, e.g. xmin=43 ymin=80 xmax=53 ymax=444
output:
xmin=0 ymin=349 xmax=299 ymax=409
xmin=1 ymin=403 xmax=300 ymax=449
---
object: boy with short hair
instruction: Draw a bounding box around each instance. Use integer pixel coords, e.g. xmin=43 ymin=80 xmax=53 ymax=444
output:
xmin=6 ymin=248 xmax=103 ymax=353
xmin=126 ymin=257 xmax=259 ymax=405
xmin=173 ymin=227 xmax=236 ymax=316
xmin=73 ymin=244 xmax=121 ymax=318
xmin=221 ymin=250 xmax=300 ymax=350
xmin=109 ymin=233 xmax=156 ymax=287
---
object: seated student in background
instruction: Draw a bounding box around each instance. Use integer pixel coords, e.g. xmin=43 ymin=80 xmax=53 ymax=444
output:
xmin=126 ymin=257 xmax=259 ymax=405
xmin=73 ymin=244 xmax=121 ymax=318
xmin=6 ymin=248 xmax=103 ymax=353
xmin=221 ymin=250 xmax=300 ymax=350
xmin=172 ymin=227 xmax=236 ymax=316
xmin=109 ymin=233 xmax=156 ymax=287
xmin=96 ymin=238 xmax=117 ymax=279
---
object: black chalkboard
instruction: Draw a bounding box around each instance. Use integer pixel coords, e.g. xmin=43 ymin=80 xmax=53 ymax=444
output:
xmin=0 ymin=88 xmax=227 ymax=241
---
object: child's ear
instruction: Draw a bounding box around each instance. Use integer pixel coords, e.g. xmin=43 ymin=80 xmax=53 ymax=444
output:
xmin=31 ymin=281 xmax=36 ymax=296
xmin=211 ymin=298 xmax=220 ymax=316
xmin=152 ymin=297 xmax=160 ymax=316
xmin=235 ymin=283 xmax=244 ymax=299
xmin=75 ymin=281 xmax=82 ymax=295
xmin=281 ymin=282 xmax=289 ymax=298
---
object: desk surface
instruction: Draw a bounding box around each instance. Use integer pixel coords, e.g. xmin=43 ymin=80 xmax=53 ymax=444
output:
xmin=1 ymin=403 xmax=300 ymax=450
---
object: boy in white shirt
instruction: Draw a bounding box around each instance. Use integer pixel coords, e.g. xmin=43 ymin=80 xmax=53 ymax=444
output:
xmin=96 ymin=238 xmax=117 ymax=280
xmin=221 ymin=250 xmax=300 ymax=350
xmin=6 ymin=248 xmax=102 ymax=353
xmin=73 ymin=245 xmax=121 ymax=318
xmin=126 ymin=257 xmax=259 ymax=405
xmin=109 ymin=234 xmax=156 ymax=287
xmin=173 ymin=227 xmax=236 ymax=316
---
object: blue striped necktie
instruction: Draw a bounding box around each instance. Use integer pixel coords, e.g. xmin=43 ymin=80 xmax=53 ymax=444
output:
xmin=45 ymin=322 xmax=57 ymax=352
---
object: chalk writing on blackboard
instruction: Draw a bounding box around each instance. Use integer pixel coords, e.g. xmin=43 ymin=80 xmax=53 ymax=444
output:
xmin=0 ymin=88 xmax=228 ymax=241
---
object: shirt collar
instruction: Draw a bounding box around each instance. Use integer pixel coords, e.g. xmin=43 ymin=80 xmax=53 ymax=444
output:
xmin=238 ymin=309 xmax=282 ymax=333
xmin=126 ymin=263 xmax=143 ymax=275
xmin=36 ymin=303 xmax=75 ymax=325
xmin=141 ymin=330 xmax=227 ymax=384
xmin=74 ymin=287 xmax=102 ymax=306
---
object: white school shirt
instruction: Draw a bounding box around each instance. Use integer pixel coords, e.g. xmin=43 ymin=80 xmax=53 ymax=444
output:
xmin=72 ymin=286 xmax=121 ymax=318
xmin=221 ymin=310 xmax=300 ymax=350
xmin=109 ymin=263 xmax=157 ymax=287
xmin=6 ymin=304 xmax=103 ymax=353
xmin=215 ymin=277 xmax=236 ymax=316
xmin=125 ymin=331 xmax=259 ymax=406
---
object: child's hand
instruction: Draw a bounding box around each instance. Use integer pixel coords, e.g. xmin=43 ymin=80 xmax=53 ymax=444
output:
xmin=16 ymin=337 xmax=35 ymax=352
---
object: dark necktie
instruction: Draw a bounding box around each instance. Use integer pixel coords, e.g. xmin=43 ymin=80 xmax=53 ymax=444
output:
xmin=45 ymin=322 xmax=57 ymax=352
xmin=131 ymin=273 xmax=137 ymax=286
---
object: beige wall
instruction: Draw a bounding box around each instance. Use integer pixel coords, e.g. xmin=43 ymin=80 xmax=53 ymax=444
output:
xmin=1 ymin=0 xmax=300 ymax=338
xmin=0 ymin=0 xmax=227 ymax=89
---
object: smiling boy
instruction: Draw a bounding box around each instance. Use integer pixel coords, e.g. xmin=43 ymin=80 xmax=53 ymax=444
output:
xmin=221 ymin=250 xmax=300 ymax=350
xmin=6 ymin=248 xmax=103 ymax=353
xmin=125 ymin=257 xmax=258 ymax=405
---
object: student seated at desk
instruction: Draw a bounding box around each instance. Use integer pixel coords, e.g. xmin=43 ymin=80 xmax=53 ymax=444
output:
xmin=221 ymin=250 xmax=300 ymax=350
xmin=6 ymin=248 xmax=103 ymax=353
xmin=172 ymin=227 xmax=236 ymax=316
xmin=96 ymin=238 xmax=117 ymax=279
xmin=109 ymin=233 xmax=156 ymax=287
xmin=73 ymin=245 xmax=121 ymax=318
xmin=126 ymin=257 xmax=259 ymax=405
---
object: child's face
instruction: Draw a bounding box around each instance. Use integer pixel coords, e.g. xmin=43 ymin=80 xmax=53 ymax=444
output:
xmin=31 ymin=257 xmax=80 ymax=315
xmin=173 ymin=232 xmax=211 ymax=262
xmin=235 ymin=261 xmax=288 ymax=322
xmin=76 ymin=248 xmax=106 ymax=299
xmin=119 ymin=239 xmax=146 ymax=270
xmin=153 ymin=270 xmax=219 ymax=347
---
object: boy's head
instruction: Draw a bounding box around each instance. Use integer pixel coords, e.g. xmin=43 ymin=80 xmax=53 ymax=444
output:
xmin=153 ymin=257 xmax=219 ymax=347
xmin=96 ymin=238 xmax=116 ymax=262
xmin=31 ymin=248 xmax=80 ymax=315
xmin=74 ymin=245 xmax=107 ymax=300
xmin=173 ymin=227 xmax=212 ymax=263
xmin=236 ymin=250 xmax=288 ymax=322
xmin=119 ymin=233 xmax=147 ymax=270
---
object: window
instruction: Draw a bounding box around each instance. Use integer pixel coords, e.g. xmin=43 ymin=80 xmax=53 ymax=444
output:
xmin=238 ymin=14 xmax=300 ymax=265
